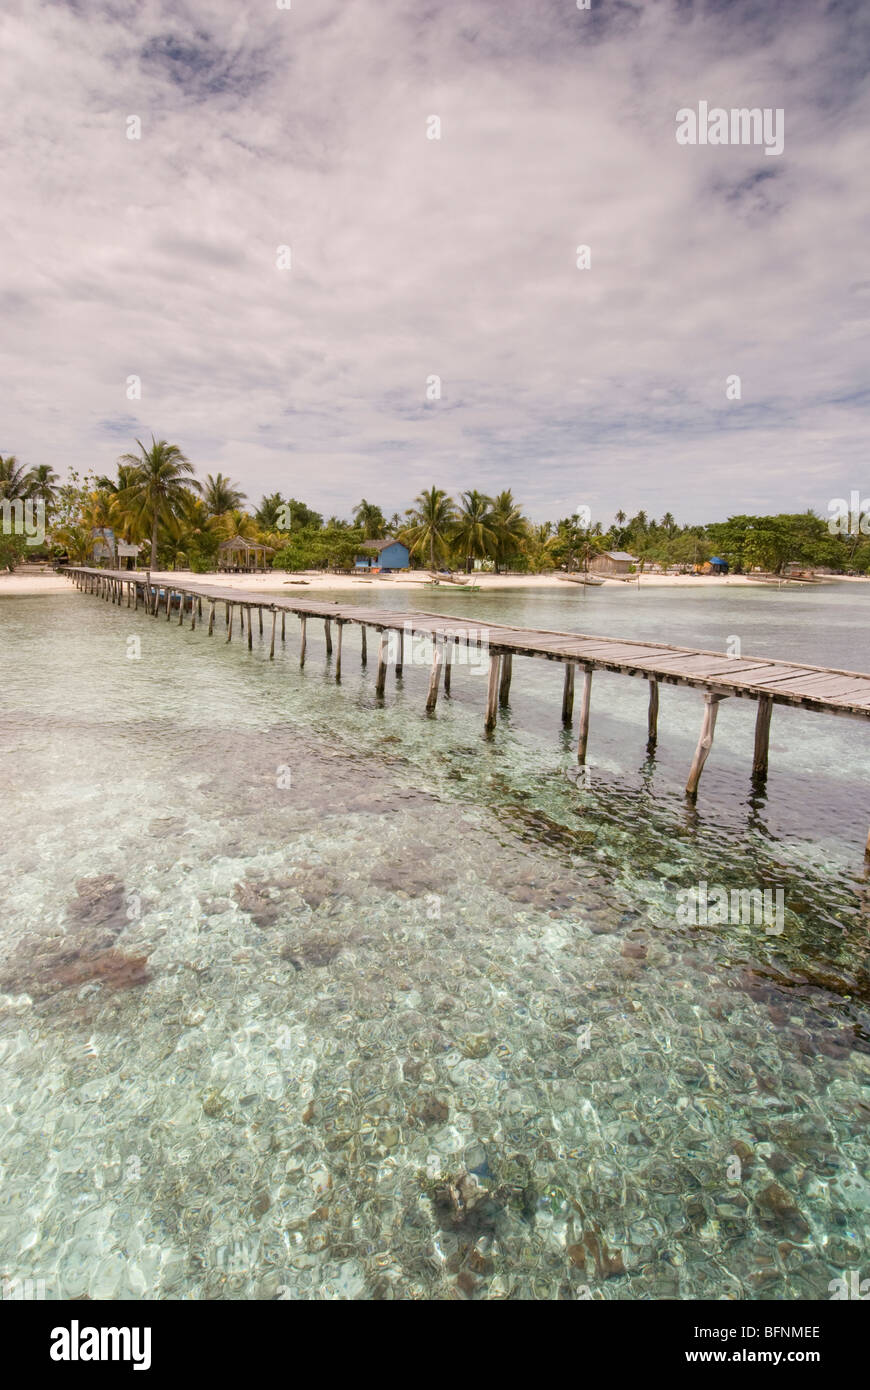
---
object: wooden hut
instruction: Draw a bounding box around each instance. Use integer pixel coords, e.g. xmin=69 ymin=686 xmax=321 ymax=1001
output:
xmin=217 ymin=536 xmax=275 ymax=573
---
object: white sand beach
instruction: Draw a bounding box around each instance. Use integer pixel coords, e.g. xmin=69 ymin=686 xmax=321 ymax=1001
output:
xmin=3 ymin=567 xmax=866 ymax=598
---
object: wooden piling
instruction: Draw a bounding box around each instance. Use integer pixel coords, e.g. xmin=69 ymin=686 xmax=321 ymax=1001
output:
xmin=190 ymin=594 xmax=196 ymax=630
xmin=247 ymin=607 xmax=253 ymax=650
xmin=335 ymin=621 xmax=343 ymax=681
xmin=208 ymin=601 xmax=215 ymax=635
xmin=178 ymin=592 xmax=185 ymax=625
xmin=444 ymin=640 xmax=453 ymax=696
xmin=281 ymin=611 xmax=285 ymax=643
xmin=376 ymin=633 xmax=388 ymax=697
xmin=753 ymin=695 xmax=772 ymax=779
xmin=258 ymin=606 xmax=263 ymax=637
xmin=396 ymin=628 xmax=405 ymax=678
xmin=648 ymin=679 xmax=659 ymax=746
xmin=562 ymin=663 xmax=575 ymax=723
xmin=324 ymin=618 xmax=332 ymax=656
xmin=499 ymin=652 xmax=513 ymax=706
xmin=299 ymin=616 xmax=307 ymax=667
xmin=485 ymin=652 xmax=501 ymax=732
xmin=686 ymin=692 xmax=725 ymax=798
xmin=226 ymin=604 xmax=234 ymax=642
xmin=426 ymin=640 xmax=443 ymax=712
xmin=577 ymin=666 xmax=592 ymax=763
xmin=360 ymin=625 xmax=367 ymax=666
xmin=269 ymin=609 xmax=276 ymax=659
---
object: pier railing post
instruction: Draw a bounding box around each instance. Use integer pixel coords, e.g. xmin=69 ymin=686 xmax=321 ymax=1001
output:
xmin=577 ymin=666 xmax=592 ymax=763
xmin=562 ymin=663 xmax=575 ymax=723
xmin=752 ymin=695 xmax=773 ymax=780
xmin=686 ymin=692 xmax=726 ymax=798
xmin=376 ymin=632 xmax=388 ymax=697
xmin=499 ymin=652 xmax=513 ymax=706
xmin=485 ymin=652 xmax=502 ymax=731
xmin=648 ymin=679 xmax=659 ymax=747
xmin=426 ymin=639 xmax=443 ymax=712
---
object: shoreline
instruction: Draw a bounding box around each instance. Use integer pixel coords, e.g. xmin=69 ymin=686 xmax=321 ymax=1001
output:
xmin=2 ymin=567 xmax=868 ymax=599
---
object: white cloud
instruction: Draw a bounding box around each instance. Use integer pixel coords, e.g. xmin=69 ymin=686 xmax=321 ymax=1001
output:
xmin=1 ymin=0 xmax=868 ymax=522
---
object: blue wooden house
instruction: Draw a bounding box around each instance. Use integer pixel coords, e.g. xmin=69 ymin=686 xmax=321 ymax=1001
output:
xmin=354 ymin=537 xmax=410 ymax=572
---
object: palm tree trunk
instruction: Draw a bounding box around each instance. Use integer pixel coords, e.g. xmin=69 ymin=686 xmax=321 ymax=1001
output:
xmin=151 ymin=511 xmax=159 ymax=572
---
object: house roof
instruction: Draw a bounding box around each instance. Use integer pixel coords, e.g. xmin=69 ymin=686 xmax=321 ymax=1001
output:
xmin=602 ymin=550 xmax=638 ymax=562
xmin=356 ymin=536 xmax=407 ymax=552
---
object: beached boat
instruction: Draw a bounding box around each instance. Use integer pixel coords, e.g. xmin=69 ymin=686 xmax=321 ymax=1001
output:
xmin=558 ymin=573 xmax=605 ymax=586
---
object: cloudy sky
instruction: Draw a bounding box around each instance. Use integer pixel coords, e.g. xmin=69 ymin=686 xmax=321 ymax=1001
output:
xmin=2 ymin=0 xmax=868 ymax=523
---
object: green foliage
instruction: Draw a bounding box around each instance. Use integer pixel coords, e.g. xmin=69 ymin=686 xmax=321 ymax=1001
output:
xmin=272 ymin=524 xmax=364 ymax=571
xmin=0 ymin=532 xmax=27 ymax=571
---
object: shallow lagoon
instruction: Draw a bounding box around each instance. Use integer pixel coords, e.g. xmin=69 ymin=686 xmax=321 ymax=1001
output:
xmin=0 ymin=581 xmax=868 ymax=1299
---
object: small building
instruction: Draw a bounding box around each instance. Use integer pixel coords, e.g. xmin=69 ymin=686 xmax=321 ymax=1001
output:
xmin=708 ymin=555 xmax=728 ymax=574
xmin=354 ymin=537 xmax=410 ymax=572
xmin=590 ymin=550 xmax=639 ymax=576
xmin=217 ymin=536 xmax=275 ymax=573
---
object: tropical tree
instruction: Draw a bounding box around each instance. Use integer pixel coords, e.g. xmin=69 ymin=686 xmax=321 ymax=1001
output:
xmin=116 ymin=438 xmax=199 ymax=569
xmin=0 ymin=455 xmax=30 ymax=500
xmin=489 ymin=490 xmax=528 ymax=573
xmin=25 ymin=464 xmax=59 ymax=510
xmin=203 ymin=473 xmax=246 ymax=517
xmin=452 ymin=490 xmax=496 ymax=572
xmin=399 ymin=486 xmax=456 ymax=570
xmin=352 ymin=498 xmax=386 ymax=539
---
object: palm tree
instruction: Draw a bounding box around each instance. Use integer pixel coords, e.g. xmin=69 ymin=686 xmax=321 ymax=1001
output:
xmin=399 ymin=486 xmax=455 ymax=570
xmin=489 ymin=490 xmax=528 ymax=573
xmin=25 ymin=464 xmax=59 ymax=509
xmin=116 ymin=438 xmax=198 ymax=569
xmin=352 ymin=498 xmax=386 ymax=539
xmin=452 ymin=490 xmax=496 ymax=572
xmin=210 ymin=507 xmax=262 ymax=542
xmin=0 ymin=455 xmax=30 ymax=499
xmin=203 ymin=473 xmax=246 ymax=517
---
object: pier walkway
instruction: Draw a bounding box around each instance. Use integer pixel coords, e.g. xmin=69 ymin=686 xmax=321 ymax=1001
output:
xmin=64 ymin=567 xmax=870 ymax=843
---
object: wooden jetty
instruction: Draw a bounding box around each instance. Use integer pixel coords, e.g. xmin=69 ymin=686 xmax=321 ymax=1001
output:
xmin=64 ymin=567 xmax=870 ymax=850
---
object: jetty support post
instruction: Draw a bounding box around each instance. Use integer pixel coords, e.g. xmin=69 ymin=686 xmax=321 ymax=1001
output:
xmin=648 ymin=679 xmax=659 ymax=747
xmin=269 ymin=608 xmax=276 ymax=660
xmin=396 ymin=627 xmax=405 ymax=679
xmin=752 ymin=695 xmax=773 ymax=780
xmin=485 ymin=651 xmax=502 ymax=732
xmin=247 ymin=607 xmax=253 ymax=651
xmin=426 ymin=638 xmax=443 ymax=712
xmin=281 ymin=611 xmax=285 ymax=643
xmin=335 ymin=620 xmax=343 ymax=681
xmin=577 ymin=665 xmax=593 ymax=764
xmin=360 ymin=624 xmax=367 ymax=666
xmin=208 ymin=601 xmax=216 ymax=636
xmin=299 ymin=616 xmax=307 ymax=667
xmin=375 ymin=632 xmax=388 ymax=697
xmin=324 ymin=618 xmax=332 ymax=657
xmin=686 ymin=692 xmax=727 ymax=798
xmin=226 ymin=604 xmax=234 ymax=642
xmin=444 ymin=639 xmax=453 ymax=696
xmin=499 ymin=652 xmax=513 ymax=707
xmin=562 ymin=662 xmax=575 ymax=723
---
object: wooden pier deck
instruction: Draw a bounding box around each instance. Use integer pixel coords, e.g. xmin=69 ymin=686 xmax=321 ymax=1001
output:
xmin=64 ymin=566 xmax=870 ymax=846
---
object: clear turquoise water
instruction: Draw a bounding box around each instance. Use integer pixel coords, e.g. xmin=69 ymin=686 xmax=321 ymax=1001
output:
xmin=0 ymin=579 xmax=868 ymax=1300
